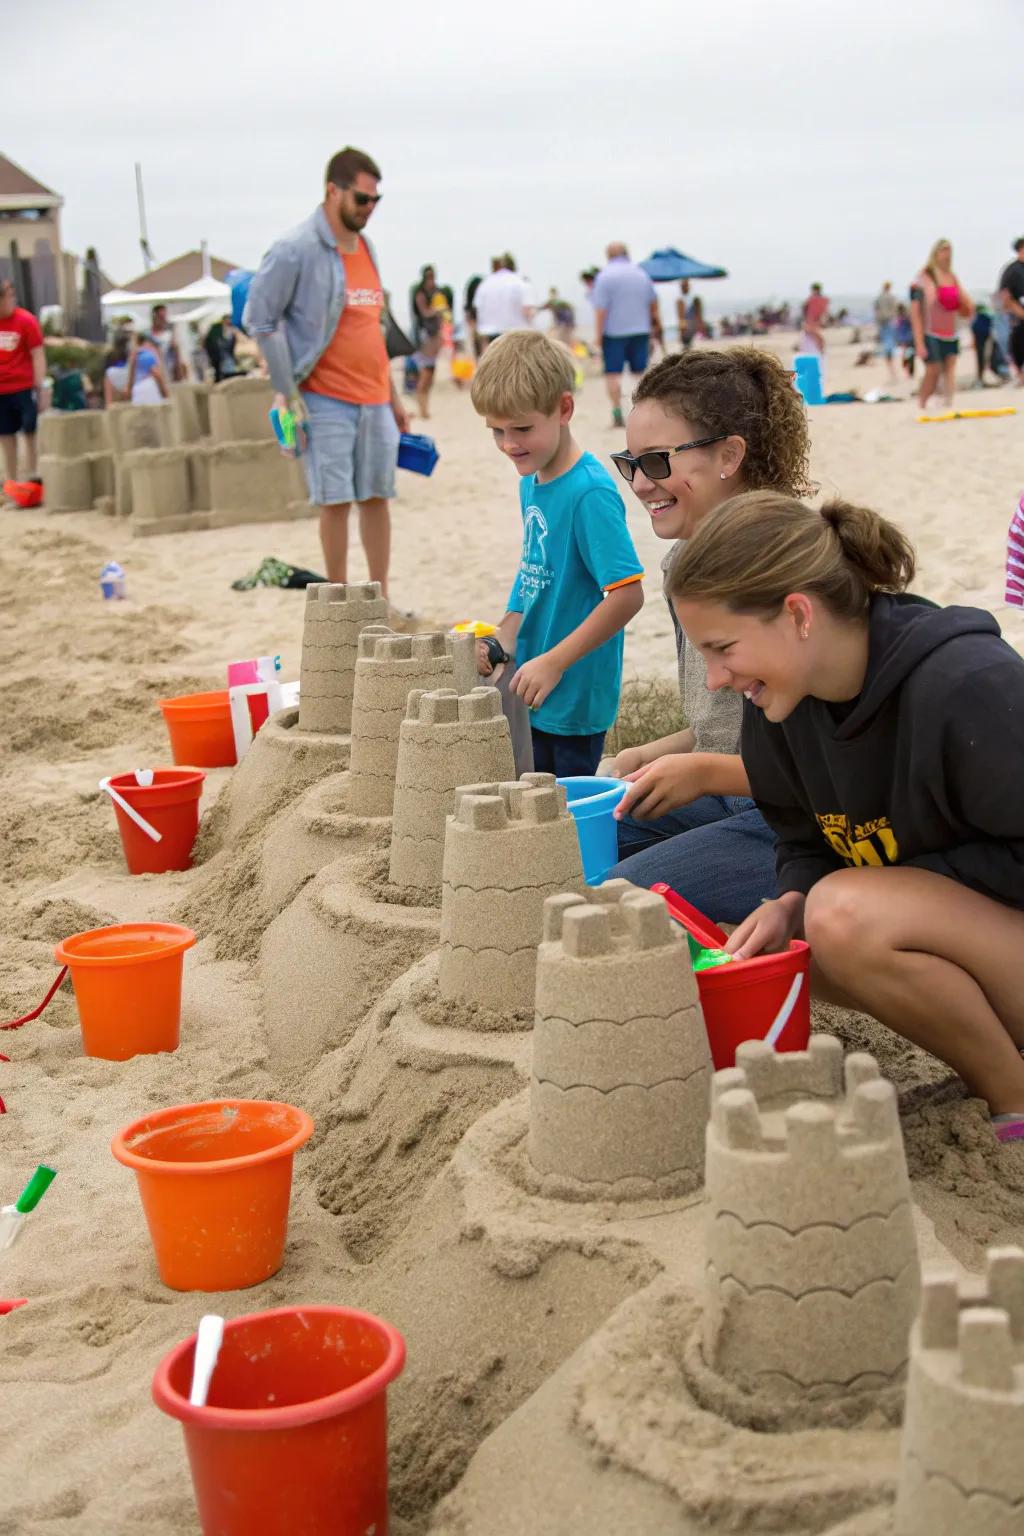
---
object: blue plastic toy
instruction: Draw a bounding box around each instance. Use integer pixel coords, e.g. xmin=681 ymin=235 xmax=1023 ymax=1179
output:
xmin=398 ymin=433 xmax=440 ymax=476
xmin=557 ymin=776 xmax=628 ymax=885
xmin=269 ymin=407 xmax=304 ymax=455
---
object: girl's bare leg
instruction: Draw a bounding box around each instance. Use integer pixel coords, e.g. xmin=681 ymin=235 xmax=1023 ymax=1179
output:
xmin=918 ymin=360 xmax=939 ymax=409
xmin=804 ymin=866 xmax=1024 ymax=1113
xmin=942 ymin=353 xmax=958 ymax=408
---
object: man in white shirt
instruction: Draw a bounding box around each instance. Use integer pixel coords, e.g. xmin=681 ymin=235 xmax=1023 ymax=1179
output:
xmin=473 ymin=254 xmax=535 ymax=350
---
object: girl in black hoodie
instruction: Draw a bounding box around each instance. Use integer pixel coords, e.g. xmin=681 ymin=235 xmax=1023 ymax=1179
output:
xmin=668 ymin=489 xmax=1024 ymax=1141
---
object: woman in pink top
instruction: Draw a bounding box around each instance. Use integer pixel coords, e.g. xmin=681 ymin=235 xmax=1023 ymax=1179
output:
xmin=910 ymin=238 xmax=974 ymax=411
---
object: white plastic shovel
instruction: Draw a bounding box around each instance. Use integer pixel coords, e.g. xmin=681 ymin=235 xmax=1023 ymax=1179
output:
xmin=99 ymin=772 xmax=162 ymax=844
xmin=189 ymin=1313 xmax=225 ymax=1406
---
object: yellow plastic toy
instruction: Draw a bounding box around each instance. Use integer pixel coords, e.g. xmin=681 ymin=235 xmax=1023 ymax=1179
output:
xmin=918 ymin=407 xmax=1017 ymax=423
xmin=453 ymin=620 xmax=497 ymax=638
xmin=451 ymin=357 xmax=475 ymax=382
xmin=572 ymin=342 xmax=589 ymax=359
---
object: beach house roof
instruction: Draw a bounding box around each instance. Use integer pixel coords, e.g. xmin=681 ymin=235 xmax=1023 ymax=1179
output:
xmin=0 ymin=153 xmax=63 ymax=210
xmin=120 ymin=250 xmax=241 ymax=295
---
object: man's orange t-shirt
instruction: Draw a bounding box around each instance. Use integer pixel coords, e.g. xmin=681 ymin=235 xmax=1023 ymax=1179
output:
xmin=303 ymin=238 xmax=390 ymax=405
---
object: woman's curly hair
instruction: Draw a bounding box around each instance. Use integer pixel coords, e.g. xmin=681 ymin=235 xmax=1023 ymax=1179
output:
xmin=633 ymin=347 xmax=812 ymax=497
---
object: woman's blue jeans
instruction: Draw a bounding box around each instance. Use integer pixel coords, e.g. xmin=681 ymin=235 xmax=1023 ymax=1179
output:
xmin=608 ymin=795 xmax=777 ymax=925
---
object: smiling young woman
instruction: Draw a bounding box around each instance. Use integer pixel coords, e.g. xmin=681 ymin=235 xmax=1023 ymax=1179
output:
xmin=668 ymin=490 xmax=1024 ymax=1139
xmin=606 ymin=347 xmax=811 ymax=923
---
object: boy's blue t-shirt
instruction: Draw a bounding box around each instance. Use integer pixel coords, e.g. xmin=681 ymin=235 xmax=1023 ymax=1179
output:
xmin=508 ymin=451 xmax=643 ymax=736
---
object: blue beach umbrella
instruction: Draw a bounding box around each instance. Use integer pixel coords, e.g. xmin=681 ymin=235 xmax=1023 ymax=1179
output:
xmin=640 ymin=248 xmax=728 ymax=282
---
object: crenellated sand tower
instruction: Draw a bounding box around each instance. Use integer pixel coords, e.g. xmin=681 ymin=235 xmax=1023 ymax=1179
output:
xmin=895 ymin=1246 xmax=1024 ymax=1535
xmin=702 ymin=1036 xmax=920 ymax=1418
xmin=388 ymin=689 xmax=515 ymax=899
xmin=438 ymin=774 xmax=585 ymax=1017
xmin=528 ymin=881 xmax=712 ymax=1199
xmin=297 ymin=582 xmax=389 ymax=734
xmin=347 ymin=629 xmax=476 ymax=817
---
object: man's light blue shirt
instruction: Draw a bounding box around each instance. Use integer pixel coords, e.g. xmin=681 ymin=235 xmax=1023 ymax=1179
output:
xmin=592 ymin=257 xmax=657 ymax=338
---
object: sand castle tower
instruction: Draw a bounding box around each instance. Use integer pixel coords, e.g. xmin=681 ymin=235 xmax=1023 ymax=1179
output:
xmin=895 ymin=1246 xmax=1024 ymax=1535
xmin=296 ymin=582 xmax=389 ymax=734
xmin=702 ymin=1036 xmax=920 ymax=1414
xmin=528 ymin=881 xmax=711 ymax=1197
xmin=438 ymin=775 xmax=585 ymax=1016
xmin=347 ymin=629 xmax=476 ymax=817
xmin=388 ymin=689 xmax=515 ymax=899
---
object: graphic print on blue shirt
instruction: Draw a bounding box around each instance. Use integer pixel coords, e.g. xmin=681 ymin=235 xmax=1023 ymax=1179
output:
xmin=508 ymin=451 xmax=643 ymax=736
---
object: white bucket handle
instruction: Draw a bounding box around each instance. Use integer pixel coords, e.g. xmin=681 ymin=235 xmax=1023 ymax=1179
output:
xmin=763 ymin=972 xmax=804 ymax=1049
xmin=99 ymin=777 xmax=162 ymax=844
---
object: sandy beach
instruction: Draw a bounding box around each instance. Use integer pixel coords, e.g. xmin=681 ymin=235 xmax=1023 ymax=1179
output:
xmin=3 ymin=335 xmax=1024 ymax=1534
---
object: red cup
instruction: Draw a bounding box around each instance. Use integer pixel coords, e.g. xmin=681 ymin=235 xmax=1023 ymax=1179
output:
xmin=153 ymin=1306 xmax=406 ymax=1535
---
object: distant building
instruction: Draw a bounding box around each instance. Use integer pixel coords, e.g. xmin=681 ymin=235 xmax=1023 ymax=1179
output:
xmin=120 ymin=251 xmax=242 ymax=296
xmin=0 ymin=152 xmax=65 ymax=309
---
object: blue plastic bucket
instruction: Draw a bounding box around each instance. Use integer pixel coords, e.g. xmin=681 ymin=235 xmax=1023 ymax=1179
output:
xmin=397 ymin=434 xmax=440 ymax=477
xmin=793 ymin=353 xmax=824 ymax=406
xmin=558 ymin=776 xmax=628 ymax=885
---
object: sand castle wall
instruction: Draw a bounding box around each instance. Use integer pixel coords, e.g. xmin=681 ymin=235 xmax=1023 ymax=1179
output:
xmin=703 ymin=1036 xmax=920 ymax=1409
xmin=528 ymin=880 xmax=711 ymax=1197
xmin=297 ymin=581 xmax=389 ymax=734
xmin=35 ymin=376 xmax=314 ymax=533
xmin=439 ymin=775 xmax=585 ymax=1015
xmin=347 ymin=629 xmax=476 ymax=817
xmin=895 ymin=1245 xmax=1024 ymax=1534
xmin=388 ymin=688 xmax=515 ymax=899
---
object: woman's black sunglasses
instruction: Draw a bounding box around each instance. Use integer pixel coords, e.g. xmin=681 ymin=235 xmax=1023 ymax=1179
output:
xmin=611 ymin=434 xmax=728 ymax=484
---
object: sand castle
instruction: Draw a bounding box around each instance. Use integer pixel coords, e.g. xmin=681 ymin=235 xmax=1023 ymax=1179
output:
xmin=896 ymin=1246 xmax=1024 ymax=1535
xmin=438 ymin=774 xmax=585 ymax=1016
xmin=347 ymin=628 xmax=476 ymax=817
xmin=528 ymin=881 xmax=712 ymax=1197
xmin=297 ymin=581 xmax=390 ymax=735
xmin=388 ymin=689 xmax=515 ymax=899
xmin=37 ymin=377 xmax=311 ymax=534
xmin=702 ymin=1035 xmax=920 ymax=1417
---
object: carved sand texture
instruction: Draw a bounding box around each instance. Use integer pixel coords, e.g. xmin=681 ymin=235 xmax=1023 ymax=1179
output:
xmin=388 ymin=689 xmax=516 ymax=900
xmin=895 ymin=1246 xmax=1024 ymax=1535
xmin=703 ymin=1036 xmax=920 ymax=1410
xmin=438 ymin=774 xmax=585 ymax=1014
xmin=347 ymin=630 xmax=476 ymax=817
xmin=528 ymin=880 xmax=711 ymax=1196
xmin=297 ymin=582 xmax=388 ymax=734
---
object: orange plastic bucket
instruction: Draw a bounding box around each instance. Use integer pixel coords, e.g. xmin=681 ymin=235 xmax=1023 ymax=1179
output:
xmin=696 ymin=941 xmax=811 ymax=1069
xmin=106 ymin=769 xmax=205 ymax=874
xmin=111 ymin=1099 xmax=314 ymax=1291
xmin=54 ymin=922 xmax=196 ymax=1060
xmin=152 ymin=1306 xmax=405 ymax=1536
xmin=159 ymin=691 xmax=237 ymax=768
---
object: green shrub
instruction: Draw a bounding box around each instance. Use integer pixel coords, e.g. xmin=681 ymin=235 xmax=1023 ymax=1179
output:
xmin=44 ymin=339 xmax=108 ymax=388
xmin=606 ymin=675 xmax=685 ymax=755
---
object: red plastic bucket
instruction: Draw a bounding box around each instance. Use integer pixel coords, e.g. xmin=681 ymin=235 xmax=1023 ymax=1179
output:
xmin=653 ymin=885 xmax=812 ymax=1069
xmin=159 ymin=691 xmax=237 ymax=768
xmin=106 ymin=769 xmax=205 ymax=874
xmin=152 ymin=1306 xmax=406 ymax=1536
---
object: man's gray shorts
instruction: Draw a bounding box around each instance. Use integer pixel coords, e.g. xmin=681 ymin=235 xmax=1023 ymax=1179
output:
xmin=302 ymin=393 xmax=399 ymax=505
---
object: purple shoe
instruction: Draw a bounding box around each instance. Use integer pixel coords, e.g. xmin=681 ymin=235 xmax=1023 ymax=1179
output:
xmin=993 ymin=1116 xmax=1024 ymax=1143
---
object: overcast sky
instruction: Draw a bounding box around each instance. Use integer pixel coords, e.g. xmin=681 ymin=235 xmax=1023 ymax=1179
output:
xmin=11 ymin=0 xmax=1022 ymax=313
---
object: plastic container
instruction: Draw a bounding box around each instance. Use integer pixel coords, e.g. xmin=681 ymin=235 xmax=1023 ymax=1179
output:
xmin=100 ymin=560 xmax=126 ymax=600
xmin=111 ymin=1099 xmax=313 ymax=1291
xmin=397 ymin=433 xmax=440 ymax=476
xmin=152 ymin=1305 xmax=405 ymax=1536
xmin=54 ymin=922 xmax=196 ymax=1060
xmin=159 ymin=691 xmax=237 ymax=768
xmin=652 ymin=886 xmax=811 ymax=1069
xmin=793 ymin=352 xmax=825 ymax=406
xmin=557 ymin=776 xmax=628 ymax=884
xmin=106 ymin=769 xmax=205 ymax=875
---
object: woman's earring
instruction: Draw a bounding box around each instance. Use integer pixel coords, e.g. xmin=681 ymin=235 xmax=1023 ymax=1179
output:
xmin=720 ymin=472 xmax=728 ymax=480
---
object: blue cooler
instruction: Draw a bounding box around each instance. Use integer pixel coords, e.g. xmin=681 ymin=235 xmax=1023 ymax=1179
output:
xmin=398 ymin=433 xmax=440 ymax=476
xmin=793 ymin=353 xmax=825 ymax=406
xmin=558 ymin=776 xmax=628 ymax=885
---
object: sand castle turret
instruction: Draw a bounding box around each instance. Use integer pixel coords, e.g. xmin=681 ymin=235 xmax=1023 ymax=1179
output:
xmin=297 ymin=582 xmax=389 ymax=734
xmin=702 ymin=1036 xmax=920 ymax=1414
xmin=895 ymin=1246 xmax=1024 ymax=1535
xmin=388 ymin=689 xmax=515 ymax=899
xmin=438 ymin=775 xmax=585 ymax=1015
xmin=528 ymin=881 xmax=711 ymax=1197
xmin=347 ymin=629 xmax=476 ymax=817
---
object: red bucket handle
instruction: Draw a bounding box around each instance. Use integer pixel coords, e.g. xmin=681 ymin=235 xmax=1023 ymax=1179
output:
xmin=0 ymin=965 xmax=69 ymax=1115
xmin=651 ymin=884 xmax=729 ymax=948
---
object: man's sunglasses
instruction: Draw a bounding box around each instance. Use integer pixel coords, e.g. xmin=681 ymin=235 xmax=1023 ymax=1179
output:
xmin=352 ymin=191 xmax=382 ymax=208
xmin=611 ymin=434 xmax=728 ymax=484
